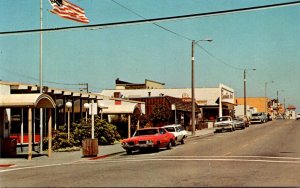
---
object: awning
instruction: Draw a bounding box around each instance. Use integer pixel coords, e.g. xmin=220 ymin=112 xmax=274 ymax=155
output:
xmin=101 ymin=103 xmax=141 ymax=114
xmin=0 ymin=94 xmax=56 ymax=108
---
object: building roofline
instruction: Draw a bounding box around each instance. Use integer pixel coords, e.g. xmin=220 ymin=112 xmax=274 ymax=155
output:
xmin=145 ymin=79 xmax=165 ymax=85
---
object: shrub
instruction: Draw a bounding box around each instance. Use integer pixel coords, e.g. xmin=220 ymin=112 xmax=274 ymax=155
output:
xmin=44 ymin=116 xmax=121 ymax=150
xmin=72 ymin=115 xmax=121 ymax=145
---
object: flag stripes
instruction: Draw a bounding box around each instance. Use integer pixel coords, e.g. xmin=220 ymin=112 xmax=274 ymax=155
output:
xmin=49 ymin=0 xmax=89 ymax=24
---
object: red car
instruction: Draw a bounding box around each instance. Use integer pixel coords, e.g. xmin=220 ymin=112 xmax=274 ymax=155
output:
xmin=121 ymin=127 xmax=176 ymax=154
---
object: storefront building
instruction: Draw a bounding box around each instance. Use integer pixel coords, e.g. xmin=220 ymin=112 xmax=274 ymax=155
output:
xmin=101 ymin=83 xmax=235 ymax=128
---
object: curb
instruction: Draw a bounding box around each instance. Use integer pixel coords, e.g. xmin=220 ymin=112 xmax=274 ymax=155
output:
xmin=87 ymin=151 xmax=125 ymax=160
xmin=186 ymin=132 xmax=215 ymax=141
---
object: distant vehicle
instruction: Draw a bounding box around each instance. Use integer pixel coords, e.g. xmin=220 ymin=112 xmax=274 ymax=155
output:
xmin=275 ymin=115 xmax=284 ymax=120
xmin=250 ymin=112 xmax=268 ymax=124
xmin=121 ymin=127 xmax=175 ymax=155
xmin=237 ymin=115 xmax=250 ymax=127
xmin=162 ymin=124 xmax=188 ymax=145
xmin=214 ymin=116 xmax=235 ymax=132
xmin=233 ymin=118 xmax=246 ymax=129
xmin=296 ymin=113 xmax=300 ymax=120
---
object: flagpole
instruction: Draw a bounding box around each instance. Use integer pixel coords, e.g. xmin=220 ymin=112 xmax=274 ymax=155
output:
xmin=39 ymin=0 xmax=44 ymax=153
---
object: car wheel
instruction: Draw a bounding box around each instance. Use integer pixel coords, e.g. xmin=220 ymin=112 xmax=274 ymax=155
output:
xmin=181 ymin=139 xmax=185 ymax=144
xmin=126 ymin=149 xmax=132 ymax=155
xmin=167 ymin=141 xmax=172 ymax=149
xmin=172 ymin=140 xmax=176 ymax=147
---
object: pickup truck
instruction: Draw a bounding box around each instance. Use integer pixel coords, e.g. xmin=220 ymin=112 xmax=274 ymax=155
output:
xmin=214 ymin=116 xmax=235 ymax=132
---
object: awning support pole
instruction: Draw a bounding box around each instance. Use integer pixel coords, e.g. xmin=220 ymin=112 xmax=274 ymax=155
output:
xmin=28 ymin=108 xmax=32 ymax=160
xmin=128 ymin=115 xmax=131 ymax=138
xmin=48 ymin=109 xmax=52 ymax=157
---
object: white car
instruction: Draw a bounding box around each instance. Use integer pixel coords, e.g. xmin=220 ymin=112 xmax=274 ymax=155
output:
xmin=162 ymin=124 xmax=188 ymax=145
xmin=297 ymin=113 xmax=300 ymax=120
xmin=214 ymin=116 xmax=235 ymax=132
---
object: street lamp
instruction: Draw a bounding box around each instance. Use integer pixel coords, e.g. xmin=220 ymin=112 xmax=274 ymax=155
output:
xmin=243 ymin=69 xmax=256 ymax=116
xmin=84 ymin=103 xmax=90 ymax=123
xmin=191 ymin=38 xmax=212 ymax=136
xmin=98 ymin=102 xmax=107 ymax=120
xmin=265 ymin=81 xmax=274 ymax=113
xmin=66 ymin=101 xmax=72 ymax=141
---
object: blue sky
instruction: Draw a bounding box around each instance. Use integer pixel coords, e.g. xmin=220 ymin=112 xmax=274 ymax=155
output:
xmin=0 ymin=0 xmax=300 ymax=109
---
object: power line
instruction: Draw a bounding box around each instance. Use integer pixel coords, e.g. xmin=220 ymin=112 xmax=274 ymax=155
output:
xmin=0 ymin=66 xmax=88 ymax=88
xmin=111 ymin=0 xmax=245 ymax=71
xmin=196 ymin=44 xmax=244 ymax=70
xmin=110 ymin=0 xmax=193 ymax=41
xmin=1 ymin=1 xmax=300 ymax=35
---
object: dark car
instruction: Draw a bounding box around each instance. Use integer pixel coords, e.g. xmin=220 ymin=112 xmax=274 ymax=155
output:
xmin=233 ymin=118 xmax=246 ymax=129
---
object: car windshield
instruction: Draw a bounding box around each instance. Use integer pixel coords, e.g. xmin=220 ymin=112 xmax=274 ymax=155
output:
xmin=134 ymin=129 xmax=158 ymax=136
xmin=252 ymin=113 xmax=260 ymax=117
xmin=216 ymin=117 xmax=230 ymax=122
xmin=164 ymin=127 xmax=175 ymax=132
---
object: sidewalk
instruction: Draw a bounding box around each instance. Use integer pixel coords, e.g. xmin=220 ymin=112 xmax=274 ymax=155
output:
xmin=0 ymin=128 xmax=215 ymax=168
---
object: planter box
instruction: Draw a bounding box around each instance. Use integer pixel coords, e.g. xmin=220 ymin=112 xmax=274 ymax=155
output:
xmin=82 ymin=138 xmax=98 ymax=157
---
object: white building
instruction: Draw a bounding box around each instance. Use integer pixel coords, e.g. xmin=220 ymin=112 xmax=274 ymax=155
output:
xmin=234 ymin=105 xmax=257 ymax=118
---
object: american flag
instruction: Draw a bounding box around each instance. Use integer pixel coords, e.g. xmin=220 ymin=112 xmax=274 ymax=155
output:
xmin=49 ymin=0 xmax=89 ymax=24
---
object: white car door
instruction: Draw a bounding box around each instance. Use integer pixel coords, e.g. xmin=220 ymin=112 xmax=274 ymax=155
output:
xmin=175 ymin=126 xmax=184 ymax=141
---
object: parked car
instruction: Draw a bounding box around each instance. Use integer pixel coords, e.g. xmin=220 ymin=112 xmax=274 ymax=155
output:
xmin=237 ymin=115 xmax=250 ymax=127
xmin=214 ymin=116 xmax=235 ymax=132
xmin=275 ymin=115 xmax=284 ymax=120
xmin=233 ymin=117 xmax=246 ymax=129
xmin=250 ymin=112 xmax=268 ymax=124
xmin=162 ymin=124 xmax=188 ymax=145
xmin=121 ymin=127 xmax=175 ymax=154
xmin=297 ymin=113 xmax=300 ymax=120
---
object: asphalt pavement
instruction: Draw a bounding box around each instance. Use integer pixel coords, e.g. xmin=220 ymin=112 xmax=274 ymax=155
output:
xmin=0 ymin=128 xmax=215 ymax=168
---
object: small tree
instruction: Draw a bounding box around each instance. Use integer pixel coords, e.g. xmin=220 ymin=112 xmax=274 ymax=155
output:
xmin=94 ymin=116 xmax=121 ymax=144
xmin=149 ymin=104 xmax=172 ymax=126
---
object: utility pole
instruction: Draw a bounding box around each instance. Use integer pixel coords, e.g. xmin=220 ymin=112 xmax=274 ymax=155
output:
xmin=265 ymin=82 xmax=267 ymax=113
xmin=191 ymin=40 xmax=195 ymax=136
xmin=191 ymin=38 xmax=212 ymax=136
xmin=79 ymin=83 xmax=89 ymax=93
xmin=243 ymin=70 xmax=246 ymax=116
xmin=39 ymin=0 xmax=43 ymax=154
xmin=243 ymin=69 xmax=256 ymax=117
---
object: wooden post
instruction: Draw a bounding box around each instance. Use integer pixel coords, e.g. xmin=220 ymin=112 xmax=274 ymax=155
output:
xmin=128 ymin=115 xmax=131 ymax=138
xmin=28 ymin=108 xmax=32 ymax=160
xmin=48 ymin=109 xmax=52 ymax=157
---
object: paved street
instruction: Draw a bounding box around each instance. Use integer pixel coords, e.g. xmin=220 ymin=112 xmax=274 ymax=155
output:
xmin=1 ymin=120 xmax=300 ymax=187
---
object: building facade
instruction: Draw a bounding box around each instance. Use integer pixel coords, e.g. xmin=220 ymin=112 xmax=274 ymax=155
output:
xmin=101 ymin=83 xmax=236 ymax=128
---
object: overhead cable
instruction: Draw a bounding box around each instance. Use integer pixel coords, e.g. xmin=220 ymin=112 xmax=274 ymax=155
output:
xmin=1 ymin=1 xmax=300 ymax=35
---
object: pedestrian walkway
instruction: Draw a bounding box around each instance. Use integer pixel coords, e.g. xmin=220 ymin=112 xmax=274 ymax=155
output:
xmin=0 ymin=128 xmax=215 ymax=168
